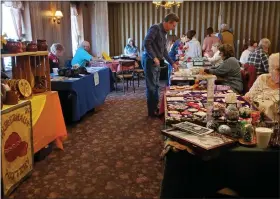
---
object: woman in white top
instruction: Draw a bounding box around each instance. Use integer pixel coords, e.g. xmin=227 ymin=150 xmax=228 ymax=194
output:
xmin=184 ymin=30 xmax=202 ymax=58
xmin=205 ymin=42 xmax=223 ymax=67
xmin=239 ymin=40 xmax=258 ymax=65
xmin=245 ymin=53 xmax=280 ymax=121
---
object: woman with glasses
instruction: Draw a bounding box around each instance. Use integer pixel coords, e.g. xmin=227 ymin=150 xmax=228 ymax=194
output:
xmin=200 ymin=44 xmax=243 ymax=93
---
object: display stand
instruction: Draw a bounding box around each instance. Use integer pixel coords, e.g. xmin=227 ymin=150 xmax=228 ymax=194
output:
xmin=1 ymin=51 xmax=51 ymax=92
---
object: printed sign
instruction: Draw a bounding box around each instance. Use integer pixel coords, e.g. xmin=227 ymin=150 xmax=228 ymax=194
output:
xmin=1 ymin=101 xmax=33 ymax=196
xmin=94 ymin=72 xmax=99 ymax=86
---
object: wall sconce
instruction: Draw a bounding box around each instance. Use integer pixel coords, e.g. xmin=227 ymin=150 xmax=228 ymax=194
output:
xmin=53 ymin=10 xmax=63 ymax=24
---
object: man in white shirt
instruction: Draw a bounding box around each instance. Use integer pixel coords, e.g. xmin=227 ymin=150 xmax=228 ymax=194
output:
xmin=239 ymin=40 xmax=258 ymax=65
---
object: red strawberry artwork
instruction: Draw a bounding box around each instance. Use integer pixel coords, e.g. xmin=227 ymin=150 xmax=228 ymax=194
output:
xmin=4 ymin=132 xmax=28 ymax=162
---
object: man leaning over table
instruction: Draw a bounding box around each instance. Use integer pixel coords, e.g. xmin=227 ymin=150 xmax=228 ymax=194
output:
xmin=71 ymin=41 xmax=94 ymax=67
xmin=142 ymin=13 xmax=179 ymax=118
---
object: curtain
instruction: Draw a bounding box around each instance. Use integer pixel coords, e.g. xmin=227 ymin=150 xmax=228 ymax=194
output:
xmin=4 ymin=1 xmax=24 ymax=39
xmin=70 ymin=3 xmax=81 ymax=56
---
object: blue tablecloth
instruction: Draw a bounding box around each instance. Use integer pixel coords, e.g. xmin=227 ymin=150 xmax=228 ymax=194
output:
xmin=51 ymin=67 xmax=110 ymax=122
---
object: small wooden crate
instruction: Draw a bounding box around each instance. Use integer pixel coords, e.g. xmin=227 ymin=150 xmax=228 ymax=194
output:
xmin=1 ymin=51 xmax=51 ymax=93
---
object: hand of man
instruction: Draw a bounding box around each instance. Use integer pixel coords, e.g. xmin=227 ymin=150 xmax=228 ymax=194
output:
xmin=153 ymin=58 xmax=160 ymax=66
xmin=172 ymin=63 xmax=179 ymax=71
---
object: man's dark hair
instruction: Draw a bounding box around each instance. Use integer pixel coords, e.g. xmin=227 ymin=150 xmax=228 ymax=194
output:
xmin=206 ymin=27 xmax=214 ymax=37
xmin=164 ymin=13 xmax=179 ymax=23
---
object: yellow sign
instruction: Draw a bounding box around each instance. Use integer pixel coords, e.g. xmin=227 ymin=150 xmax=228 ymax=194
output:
xmin=102 ymin=52 xmax=112 ymax=61
xmin=1 ymin=101 xmax=33 ymax=196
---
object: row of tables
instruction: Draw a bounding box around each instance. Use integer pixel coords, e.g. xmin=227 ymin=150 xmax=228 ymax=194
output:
xmin=51 ymin=67 xmax=111 ymax=122
xmin=160 ymin=59 xmax=279 ymax=198
xmin=1 ymin=66 xmax=111 ymax=196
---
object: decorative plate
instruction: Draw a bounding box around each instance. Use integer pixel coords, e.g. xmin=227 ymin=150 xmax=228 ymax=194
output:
xmin=238 ymin=138 xmax=257 ymax=147
xmin=18 ymin=79 xmax=32 ymax=98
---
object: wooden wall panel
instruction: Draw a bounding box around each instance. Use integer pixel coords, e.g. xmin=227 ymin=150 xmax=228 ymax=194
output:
xmin=29 ymin=1 xmax=72 ymax=64
xmin=222 ymin=1 xmax=280 ymax=57
xmin=108 ymin=1 xmax=280 ymax=57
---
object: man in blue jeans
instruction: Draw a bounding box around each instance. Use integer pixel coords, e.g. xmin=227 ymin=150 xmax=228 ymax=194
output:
xmin=142 ymin=13 xmax=179 ymax=118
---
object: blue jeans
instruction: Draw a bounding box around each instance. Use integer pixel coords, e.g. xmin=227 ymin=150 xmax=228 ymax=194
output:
xmin=142 ymin=56 xmax=161 ymax=116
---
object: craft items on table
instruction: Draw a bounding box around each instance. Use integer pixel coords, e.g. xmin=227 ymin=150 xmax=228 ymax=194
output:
xmin=165 ymin=85 xmax=276 ymax=148
xmin=1 ymin=79 xmax=33 ymax=106
xmin=238 ymin=123 xmax=256 ymax=146
xmin=269 ymin=124 xmax=280 ymax=148
xmin=172 ymin=121 xmax=213 ymax=136
xmin=162 ymin=128 xmax=235 ymax=152
xmin=165 ymin=88 xmax=251 ymax=127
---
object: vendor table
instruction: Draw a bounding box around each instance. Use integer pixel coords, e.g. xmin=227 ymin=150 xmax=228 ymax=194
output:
xmin=160 ymin=146 xmax=279 ymax=198
xmin=160 ymin=87 xmax=279 ymax=198
xmin=2 ymin=91 xmax=67 ymax=153
xmin=51 ymin=67 xmax=110 ymax=122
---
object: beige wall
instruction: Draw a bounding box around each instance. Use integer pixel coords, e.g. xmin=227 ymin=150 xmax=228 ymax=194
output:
xmin=108 ymin=1 xmax=280 ymax=57
xmin=26 ymin=1 xmax=72 ymax=64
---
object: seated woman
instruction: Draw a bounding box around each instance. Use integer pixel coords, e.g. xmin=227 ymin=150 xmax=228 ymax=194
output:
xmin=124 ymin=38 xmax=139 ymax=57
xmin=202 ymin=27 xmax=220 ymax=57
xmin=245 ymin=53 xmax=279 ymax=120
xmin=240 ymin=40 xmax=258 ymax=65
xmin=184 ymin=30 xmax=202 ymax=58
xmin=200 ymin=44 xmax=243 ymax=93
xmin=71 ymin=41 xmax=93 ymax=67
xmin=205 ymin=42 xmax=223 ymax=68
xmin=48 ymin=43 xmax=64 ymax=73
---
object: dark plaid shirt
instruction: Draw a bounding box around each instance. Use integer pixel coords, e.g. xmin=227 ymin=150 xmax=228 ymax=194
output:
xmin=143 ymin=23 xmax=174 ymax=65
xmin=247 ymin=47 xmax=269 ymax=74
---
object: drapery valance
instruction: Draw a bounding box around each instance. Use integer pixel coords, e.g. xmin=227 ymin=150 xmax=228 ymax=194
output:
xmin=4 ymin=1 xmax=24 ymax=10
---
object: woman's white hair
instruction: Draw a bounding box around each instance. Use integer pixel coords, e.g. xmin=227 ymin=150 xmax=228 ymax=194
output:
xmin=127 ymin=38 xmax=134 ymax=44
xmin=269 ymin=53 xmax=280 ymax=73
xmin=258 ymin=38 xmax=271 ymax=49
xmin=50 ymin=43 xmax=64 ymax=55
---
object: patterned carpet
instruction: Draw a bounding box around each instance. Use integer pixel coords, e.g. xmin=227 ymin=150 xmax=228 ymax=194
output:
xmin=10 ymin=80 xmax=166 ymax=199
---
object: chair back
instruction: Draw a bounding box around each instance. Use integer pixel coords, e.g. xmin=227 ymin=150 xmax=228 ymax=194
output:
xmin=242 ymin=63 xmax=257 ymax=94
xmin=119 ymin=60 xmax=135 ymax=76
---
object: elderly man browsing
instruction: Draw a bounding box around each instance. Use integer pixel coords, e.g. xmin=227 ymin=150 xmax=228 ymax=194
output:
xmin=247 ymin=38 xmax=271 ymax=75
xmin=71 ymin=41 xmax=94 ymax=67
xmin=142 ymin=13 xmax=179 ymax=118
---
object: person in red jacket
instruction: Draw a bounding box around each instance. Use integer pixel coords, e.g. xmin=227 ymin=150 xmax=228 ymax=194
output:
xmin=48 ymin=43 xmax=65 ymax=73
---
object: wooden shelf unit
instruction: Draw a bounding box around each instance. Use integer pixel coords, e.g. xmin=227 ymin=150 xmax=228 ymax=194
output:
xmin=1 ymin=51 xmax=51 ymax=91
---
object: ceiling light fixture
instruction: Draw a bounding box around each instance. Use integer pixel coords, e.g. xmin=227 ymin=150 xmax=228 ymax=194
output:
xmin=152 ymin=1 xmax=182 ymax=9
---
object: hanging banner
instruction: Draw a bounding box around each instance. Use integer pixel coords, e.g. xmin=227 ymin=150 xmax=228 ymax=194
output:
xmin=1 ymin=101 xmax=33 ymax=196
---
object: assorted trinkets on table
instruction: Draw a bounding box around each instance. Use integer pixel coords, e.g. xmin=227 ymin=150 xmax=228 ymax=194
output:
xmin=0 ymin=79 xmax=32 ymax=107
xmin=165 ymin=86 xmax=278 ymax=149
xmin=165 ymin=88 xmax=251 ymax=127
